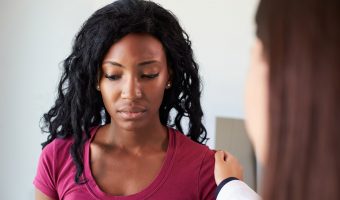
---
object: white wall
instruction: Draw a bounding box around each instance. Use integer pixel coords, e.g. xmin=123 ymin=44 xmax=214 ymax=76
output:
xmin=0 ymin=0 xmax=258 ymax=199
xmin=0 ymin=0 xmax=96 ymax=199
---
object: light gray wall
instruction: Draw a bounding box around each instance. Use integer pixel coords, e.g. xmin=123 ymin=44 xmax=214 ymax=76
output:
xmin=215 ymin=117 xmax=257 ymax=190
xmin=0 ymin=0 xmax=258 ymax=199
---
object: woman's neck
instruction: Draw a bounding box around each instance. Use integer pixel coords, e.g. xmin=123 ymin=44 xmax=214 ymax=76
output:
xmin=95 ymin=122 xmax=168 ymax=155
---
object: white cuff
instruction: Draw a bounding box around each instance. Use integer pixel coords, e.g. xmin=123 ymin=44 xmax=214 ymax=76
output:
xmin=216 ymin=180 xmax=261 ymax=200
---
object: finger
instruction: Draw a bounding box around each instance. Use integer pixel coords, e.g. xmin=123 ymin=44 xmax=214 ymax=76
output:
xmin=224 ymin=151 xmax=236 ymax=162
xmin=214 ymin=150 xmax=225 ymax=163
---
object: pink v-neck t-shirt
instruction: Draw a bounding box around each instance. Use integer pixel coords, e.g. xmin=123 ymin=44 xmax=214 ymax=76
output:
xmin=34 ymin=127 xmax=216 ymax=200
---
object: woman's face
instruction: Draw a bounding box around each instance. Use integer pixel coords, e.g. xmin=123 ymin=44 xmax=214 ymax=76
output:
xmin=245 ymin=38 xmax=269 ymax=164
xmin=99 ymin=33 xmax=170 ymax=131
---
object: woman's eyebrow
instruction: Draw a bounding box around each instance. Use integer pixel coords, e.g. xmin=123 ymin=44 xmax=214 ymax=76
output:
xmin=102 ymin=61 xmax=123 ymax=67
xmin=102 ymin=60 xmax=160 ymax=68
xmin=138 ymin=60 xmax=159 ymax=66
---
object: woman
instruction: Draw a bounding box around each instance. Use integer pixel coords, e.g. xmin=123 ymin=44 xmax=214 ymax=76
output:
xmin=215 ymin=0 xmax=340 ymax=199
xmin=34 ymin=0 xmax=216 ymax=199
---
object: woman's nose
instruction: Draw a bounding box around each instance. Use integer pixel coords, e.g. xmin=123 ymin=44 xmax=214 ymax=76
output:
xmin=121 ymin=77 xmax=142 ymax=99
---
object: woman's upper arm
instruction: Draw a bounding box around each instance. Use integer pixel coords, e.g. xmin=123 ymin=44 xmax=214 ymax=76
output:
xmin=35 ymin=188 xmax=56 ymax=200
xmin=34 ymin=142 xmax=59 ymax=199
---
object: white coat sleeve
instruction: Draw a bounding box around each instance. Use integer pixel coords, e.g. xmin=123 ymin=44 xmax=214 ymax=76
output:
xmin=216 ymin=179 xmax=261 ymax=200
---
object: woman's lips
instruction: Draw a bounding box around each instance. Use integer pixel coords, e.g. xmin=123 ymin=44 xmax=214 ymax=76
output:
xmin=117 ymin=106 xmax=147 ymax=120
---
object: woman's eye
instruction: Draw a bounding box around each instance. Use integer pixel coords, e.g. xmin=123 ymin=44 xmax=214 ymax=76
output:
xmin=141 ymin=73 xmax=159 ymax=79
xmin=104 ymin=74 xmax=120 ymax=80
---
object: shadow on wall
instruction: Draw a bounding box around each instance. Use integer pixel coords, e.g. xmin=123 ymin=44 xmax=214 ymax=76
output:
xmin=215 ymin=117 xmax=259 ymax=191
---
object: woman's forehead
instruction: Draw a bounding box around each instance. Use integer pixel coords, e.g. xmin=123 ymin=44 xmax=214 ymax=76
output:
xmin=103 ymin=34 xmax=166 ymax=63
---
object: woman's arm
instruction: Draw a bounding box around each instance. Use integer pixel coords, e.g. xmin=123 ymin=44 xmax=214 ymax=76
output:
xmin=35 ymin=188 xmax=55 ymax=200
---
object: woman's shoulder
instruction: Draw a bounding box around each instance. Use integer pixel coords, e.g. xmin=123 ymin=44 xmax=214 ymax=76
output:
xmin=37 ymin=126 xmax=99 ymax=176
xmin=42 ymin=126 xmax=99 ymax=155
xmin=169 ymin=128 xmax=216 ymax=197
xmin=170 ymin=128 xmax=214 ymax=159
xmin=39 ymin=136 xmax=74 ymax=165
xmin=171 ymin=128 xmax=212 ymax=150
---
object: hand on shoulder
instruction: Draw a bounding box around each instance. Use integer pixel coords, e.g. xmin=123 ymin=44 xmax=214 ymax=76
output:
xmin=214 ymin=150 xmax=244 ymax=185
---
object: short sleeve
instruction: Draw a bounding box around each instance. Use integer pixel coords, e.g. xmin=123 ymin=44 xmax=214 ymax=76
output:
xmin=198 ymin=149 xmax=217 ymax=200
xmin=33 ymin=142 xmax=59 ymax=199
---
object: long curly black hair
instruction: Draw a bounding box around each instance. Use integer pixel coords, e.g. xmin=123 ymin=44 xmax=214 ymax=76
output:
xmin=40 ymin=0 xmax=207 ymax=184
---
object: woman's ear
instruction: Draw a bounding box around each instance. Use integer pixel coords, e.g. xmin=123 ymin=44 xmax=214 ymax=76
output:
xmin=166 ymin=67 xmax=173 ymax=89
xmin=166 ymin=81 xmax=172 ymax=89
xmin=96 ymin=69 xmax=102 ymax=91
